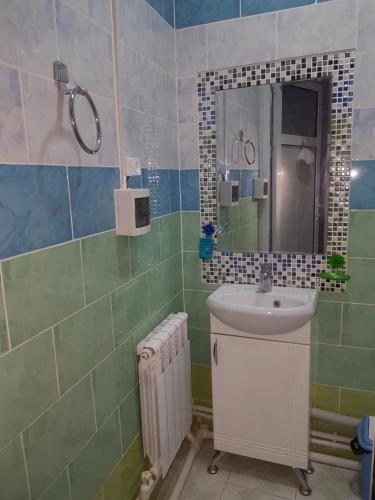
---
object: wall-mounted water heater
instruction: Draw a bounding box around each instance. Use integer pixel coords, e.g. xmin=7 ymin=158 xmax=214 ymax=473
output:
xmin=114 ymin=157 xmax=151 ymax=236
xmin=220 ymin=180 xmax=239 ymax=206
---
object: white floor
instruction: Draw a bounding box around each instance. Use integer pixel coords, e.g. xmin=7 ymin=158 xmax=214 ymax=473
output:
xmin=160 ymin=441 xmax=361 ymax=500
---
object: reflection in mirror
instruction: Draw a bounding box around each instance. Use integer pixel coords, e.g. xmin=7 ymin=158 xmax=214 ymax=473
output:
xmin=216 ymin=78 xmax=331 ymax=254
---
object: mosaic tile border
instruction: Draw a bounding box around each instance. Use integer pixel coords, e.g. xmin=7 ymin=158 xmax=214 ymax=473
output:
xmin=197 ymin=50 xmax=355 ymax=292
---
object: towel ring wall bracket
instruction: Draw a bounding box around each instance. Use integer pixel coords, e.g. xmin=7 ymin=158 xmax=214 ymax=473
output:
xmin=53 ymin=60 xmax=101 ymax=155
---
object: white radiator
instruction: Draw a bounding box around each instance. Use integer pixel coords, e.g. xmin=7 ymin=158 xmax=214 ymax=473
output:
xmin=137 ymin=313 xmax=192 ymax=476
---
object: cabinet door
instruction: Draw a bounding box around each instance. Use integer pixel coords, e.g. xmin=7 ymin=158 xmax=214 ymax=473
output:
xmin=211 ymin=333 xmax=310 ymax=469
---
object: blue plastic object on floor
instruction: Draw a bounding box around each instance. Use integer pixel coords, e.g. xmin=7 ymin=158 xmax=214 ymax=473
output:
xmin=358 ymin=416 xmax=374 ymax=500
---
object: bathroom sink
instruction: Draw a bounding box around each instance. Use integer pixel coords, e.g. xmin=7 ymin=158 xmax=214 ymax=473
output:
xmin=207 ymin=284 xmax=317 ymax=335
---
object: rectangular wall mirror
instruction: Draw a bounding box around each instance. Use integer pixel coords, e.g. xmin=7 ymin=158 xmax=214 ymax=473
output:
xmin=216 ymin=78 xmax=332 ymax=255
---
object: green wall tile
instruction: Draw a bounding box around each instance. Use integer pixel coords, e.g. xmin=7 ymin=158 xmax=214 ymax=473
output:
xmin=69 ymin=411 xmax=122 ymax=500
xmin=160 ymin=212 xmax=181 ymax=261
xmin=119 ymin=386 xmax=141 ymax=452
xmin=132 ymin=310 xmax=165 ymax=347
xmin=92 ymin=337 xmax=137 ymax=427
xmin=184 ymin=290 xmax=210 ymax=330
xmin=192 ymin=364 xmax=212 ymax=405
xmin=94 ymin=490 xmax=104 ymax=500
xmin=24 ymin=376 xmax=96 ymax=499
xmin=102 ymin=434 xmax=144 ymax=500
xmin=82 ymin=231 xmax=131 ymax=304
xmin=342 ymin=303 xmax=375 ymax=349
xmin=54 ymin=297 xmax=114 ymax=394
xmin=0 ymin=281 xmax=8 ymax=354
xmin=163 ymin=291 xmax=184 ymax=317
xmin=346 ymin=258 xmax=375 ymax=304
xmin=0 ymin=331 xmax=58 ymax=449
xmin=148 ymin=255 xmax=182 ymax=313
xmin=312 ymin=384 xmax=340 ymax=413
xmin=348 ymin=211 xmax=375 ymax=258
xmin=3 ymin=242 xmax=84 ymax=347
xmin=189 ymin=327 xmax=211 ymax=365
xmin=112 ymin=274 xmax=150 ymax=347
xmin=341 ymin=388 xmax=375 ymax=418
xmin=181 ymin=212 xmax=200 ymax=252
xmin=314 ymin=343 xmax=375 ymax=392
xmin=0 ymin=436 xmax=29 ymax=500
xmin=183 ymin=252 xmax=218 ymax=291
xmin=129 ymin=220 xmax=161 ymax=278
xmin=312 ymin=301 xmax=341 ymax=344
xmin=39 ymin=470 xmax=71 ymax=500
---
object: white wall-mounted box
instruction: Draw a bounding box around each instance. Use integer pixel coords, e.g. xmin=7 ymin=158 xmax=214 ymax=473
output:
xmin=253 ymin=177 xmax=269 ymax=200
xmin=220 ymin=180 xmax=239 ymax=206
xmin=114 ymin=188 xmax=151 ymax=236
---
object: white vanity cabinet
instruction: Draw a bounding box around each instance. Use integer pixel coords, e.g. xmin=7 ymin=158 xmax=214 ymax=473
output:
xmin=210 ymin=315 xmax=311 ymax=470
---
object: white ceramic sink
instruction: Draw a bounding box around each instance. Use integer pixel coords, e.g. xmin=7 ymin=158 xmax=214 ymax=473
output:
xmin=207 ymin=284 xmax=317 ymax=335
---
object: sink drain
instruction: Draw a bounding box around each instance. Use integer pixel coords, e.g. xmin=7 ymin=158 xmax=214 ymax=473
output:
xmin=273 ymin=299 xmax=281 ymax=308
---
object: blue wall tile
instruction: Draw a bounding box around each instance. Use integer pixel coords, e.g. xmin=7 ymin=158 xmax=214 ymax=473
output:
xmin=0 ymin=165 xmax=71 ymax=260
xmin=142 ymin=169 xmax=171 ymax=218
xmin=241 ymin=0 xmax=314 ymax=17
xmin=181 ymin=169 xmax=199 ymax=211
xmin=68 ymin=167 xmax=120 ymax=238
xmin=240 ymin=170 xmax=253 ymax=198
xmin=127 ymin=175 xmax=142 ymax=189
xmin=350 ymin=161 xmax=375 ymax=210
xmin=175 ymin=0 xmax=239 ymax=28
xmin=169 ymin=169 xmax=181 ymax=212
xmin=145 ymin=0 xmax=175 ymax=27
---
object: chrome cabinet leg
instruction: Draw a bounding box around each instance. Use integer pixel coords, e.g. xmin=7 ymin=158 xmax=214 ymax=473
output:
xmin=294 ymin=468 xmax=312 ymax=496
xmin=207 ymin=450 xmax=226 ymax=474
xmin=306 ymin=462 xmax=315 ymax=475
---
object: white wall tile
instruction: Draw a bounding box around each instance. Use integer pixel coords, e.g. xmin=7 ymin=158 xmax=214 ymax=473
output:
xmin=354 ymin=52 xmax=375 ymax=109
xmin=94 ymin=97 xmax=119 ymax=167
xmin=22 ymin=72 xmax=94 ymax=166
xmin=151 ymin=8 xmax=176 ymax=76
xmin=352 ymin=108 xmax=375 ymax=161
xmin=178 ymin=77 xmax=198 ymax=124
xmin=0 ymin=0 xmax=56 ymax=79
xmin=64 ymin=0 xmax=112 ymax=31
xmin=56 ymin=1 xmax=114 ymax=101
xmin=0 ymin=65 xmax=28 ymax=163
xmin=178 ymin=123 xmax=199 ymax=169
xmin=176 ymin=26 xmax=207 ymax=78
xmin=207 ymin=14 xmax=276 ymax=70
xmin=278 ymin=0 xmax=357 ymax=59
xmin=357 ymin=0 xmax=375 ymax=53
xmin=116 ymin=0 xmax=153 ymax=61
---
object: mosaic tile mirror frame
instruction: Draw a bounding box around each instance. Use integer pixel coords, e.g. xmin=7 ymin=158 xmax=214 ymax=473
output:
xmin=198 ymin=50 xmax=355 ymax=292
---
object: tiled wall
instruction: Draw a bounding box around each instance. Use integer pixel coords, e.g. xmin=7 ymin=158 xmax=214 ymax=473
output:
xmin=174 ymin=0 xmax=333 ymax=28
xmin=0 ymin=0 xmax=181 ymax=499
xmin=178 ymin=0 xmax=375 ymax=434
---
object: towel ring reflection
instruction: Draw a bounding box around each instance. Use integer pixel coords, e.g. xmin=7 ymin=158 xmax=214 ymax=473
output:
xmin=53 ymin=60 xmax=102 ymax=155
xmin=244 ymin=140 xmax=256 ymax=166
xmin=68 ymin=86 xmax=101 ymax=155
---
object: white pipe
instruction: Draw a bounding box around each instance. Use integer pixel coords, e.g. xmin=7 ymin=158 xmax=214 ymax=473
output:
xmin=310 ymin=451 xmax=361 ymax=471
xmin=168 ymin=427 xmax=213 ymax=500
xmin=136 ymin=462 xmax=162 ymax=500
xmin=311 ymin=437 xmax=351 ymax=451
xmin=193 ymin=404 xmax=213 ymax=414
xmin=311 ymin=430 xmax=352 ymax=444
xmin=311 ymin=407 xmax=360 ymax=428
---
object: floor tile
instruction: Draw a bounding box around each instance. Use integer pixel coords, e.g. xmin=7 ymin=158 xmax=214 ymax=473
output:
xmin=226 ymin=457 xmax=297 ymax=499
xmin=221 ymin=483 xmax=285 ymax=500
xmin=179 ymin=473 xmax=225 ymax=500
xmin=295 ymin=462 xmax=360 ymax=499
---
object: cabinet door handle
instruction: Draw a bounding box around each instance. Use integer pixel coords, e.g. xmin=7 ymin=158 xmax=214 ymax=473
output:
xmin=213 ymin=340 xmax=218 ymax=365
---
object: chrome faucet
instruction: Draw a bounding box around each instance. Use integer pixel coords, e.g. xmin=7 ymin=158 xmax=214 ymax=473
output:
xmin=258 ymin=263 xmax=272 ymax=293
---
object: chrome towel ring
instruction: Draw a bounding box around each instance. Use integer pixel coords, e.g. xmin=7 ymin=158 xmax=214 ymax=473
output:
xmin=244 ymin=140 xmax=256 ymax=166
xmin=53 ymin=61 xmax=102 ymax=155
